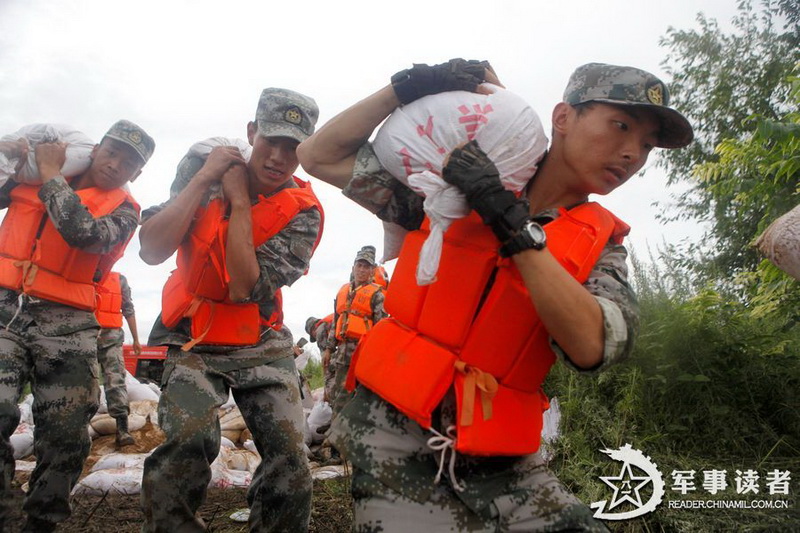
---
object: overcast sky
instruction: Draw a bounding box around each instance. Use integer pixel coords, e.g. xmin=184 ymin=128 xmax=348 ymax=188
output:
xmin=0 ymin=0 xmax=739 ymax=354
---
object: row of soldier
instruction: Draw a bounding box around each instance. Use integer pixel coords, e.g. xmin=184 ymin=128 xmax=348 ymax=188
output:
xmin=0 ymin=58 xmax=694 ymax=532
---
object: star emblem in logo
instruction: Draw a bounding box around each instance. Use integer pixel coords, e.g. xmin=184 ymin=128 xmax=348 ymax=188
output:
xmin=600 ymin=460 xmax=652 ymax=509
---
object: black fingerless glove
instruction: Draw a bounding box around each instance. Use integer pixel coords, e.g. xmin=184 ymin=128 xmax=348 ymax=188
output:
xmin=391 ymin=58 xmax=490 ymax=105
xmin=442 ymin=140 xmax=531 ymax=243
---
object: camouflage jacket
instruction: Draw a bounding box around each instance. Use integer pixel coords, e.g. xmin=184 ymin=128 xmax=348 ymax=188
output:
xmin=144 ymin=153 xmax=322 ymax=350
xmin=342 ymin=142 xmax=639 ymax=372
xmin=119 ymin=273 xmax=135 ymax=318
xmin=0 ymin=177 xmax=139 ymax=333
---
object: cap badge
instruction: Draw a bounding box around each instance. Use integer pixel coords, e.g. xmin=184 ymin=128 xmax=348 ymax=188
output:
xmin=646 ymin=83 xmax=664 ymax=106
xmin=128 ymin=131 xmax=142 ymax=144
xmin=284 ymin=107 xmax=302 ymax=125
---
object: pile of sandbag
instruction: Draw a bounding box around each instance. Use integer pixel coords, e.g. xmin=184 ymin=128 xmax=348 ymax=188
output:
xmin=0 ymin=123 xmax=95 ymax=186
xmin=372 ymin=85 xmax=548 ymax=284
xmin=755 ymin=204 xmax=800 ymax=280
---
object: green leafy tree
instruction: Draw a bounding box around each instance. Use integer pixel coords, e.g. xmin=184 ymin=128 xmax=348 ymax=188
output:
xmin=658 ymin=0 xmax=800 ymax=282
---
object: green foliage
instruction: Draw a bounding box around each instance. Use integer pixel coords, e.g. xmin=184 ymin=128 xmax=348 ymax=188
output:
xmin=657 ymin=0 xmax=800 ymax=281
xmin=546 ymin=261 xmax=800 ymax=530
xmin=302 ymin=357 xmax=325 ymax=391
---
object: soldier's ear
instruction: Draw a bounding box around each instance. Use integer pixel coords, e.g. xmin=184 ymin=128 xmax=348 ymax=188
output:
xmin=247 ymin=122 xmax=257 ymax=146
xmin=552 ymin=102 xmax=573 ymax=135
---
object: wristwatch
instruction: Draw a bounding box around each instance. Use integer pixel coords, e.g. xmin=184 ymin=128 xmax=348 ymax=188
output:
xmin=499 ymin=219 xmax=547 ymax=257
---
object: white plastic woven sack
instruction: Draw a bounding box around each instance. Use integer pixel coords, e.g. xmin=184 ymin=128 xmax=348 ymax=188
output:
xmin=303 ymin=400 xmax=332 ymax=446
xmin=373 ymin=85 xmax=548 ymax=284
xmin=188 ymin=137 xmax=252 ymax=162
xmin=754 ymin=204 xmax=800 ymax=280
xmin=0 ymin=123 xmax=95 ymax=186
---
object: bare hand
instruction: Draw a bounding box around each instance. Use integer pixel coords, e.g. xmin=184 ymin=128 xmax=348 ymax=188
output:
xmin=221 ymin=163 xmax=250 ymax=205
xmin=322 ymin=348 xmax=331 ymax=371
xmin=478 ymin=63 xmax=505 ymax=92
xmin=292 ymin=344 xmax=304 ymax=357
xmin=133 ymin=340 xmax=142 ymax=356
xmin=197 ymin=146 xmax=247 ymax=185
xmin=34 ymin=142 xmax=67 ymax=182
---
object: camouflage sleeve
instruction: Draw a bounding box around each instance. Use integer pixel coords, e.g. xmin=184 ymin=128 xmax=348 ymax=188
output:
xmin=316 ymin=322 xmax=331 ymax=351
xmin=552 ymin=242 xmax=639 ymax=374
xmin=140 ymin=154 xmax=219 ymax=223
xmin=327 ymin=297 xmax=340 ymax=351
xmin=38 ymin=176 xmax=139 ymax=254
xmin=119 ymin=274 xmax=135 ymax=317
xmin=248 ymin=207 xmax=322 ymax=304
xmin=342 ymin=143 xmax=425 ymax=231
xmin=371 ymin=288 xmax=386 ymax=324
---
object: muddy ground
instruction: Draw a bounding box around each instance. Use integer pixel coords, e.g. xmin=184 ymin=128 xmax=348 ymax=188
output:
xmin=6 ymin=422 xmax=353 ymax=532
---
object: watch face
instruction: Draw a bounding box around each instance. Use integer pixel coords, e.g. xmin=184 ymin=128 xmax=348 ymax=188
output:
xmin=526 ymin=222 xmax=547 ymax=247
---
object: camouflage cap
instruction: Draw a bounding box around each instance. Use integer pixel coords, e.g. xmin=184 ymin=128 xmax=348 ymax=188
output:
xmin=354 ymin=245 xmax=377 ymax=266
xmin=305 ymin=316 xmax=319 ymax=337
xmin=255 ymin=88 xmax=319 ymax=143
xmin=103 ymin=119 xmax=155 ymax=164
xmin=564 ymin=63 xmax=693 ymax=148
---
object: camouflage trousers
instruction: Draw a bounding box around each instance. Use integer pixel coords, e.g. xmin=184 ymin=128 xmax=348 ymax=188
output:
xmin=323 ymin=356 xmax=336 ymax=403
xmin=140 ymin=345 xmax=312 ymax=532
xmin=333 ymin=386 xmax=608 ymax=532
xmin=97 ymin=328 xmax=129 ymax=419
xmin=330 ymin=338 xmax=358 ymax=416
xmin=0 ymin=319 xmax=100 ymax=526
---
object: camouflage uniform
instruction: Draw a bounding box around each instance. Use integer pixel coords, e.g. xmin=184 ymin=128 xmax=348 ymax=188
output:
xmin=140 ymin=152 xmax=321 ymax=533
xmin=0 ymin=177 xmax=140 ymax=528
xmin=326 ymin=280 xmax=386 ymax=416
xmin=329 ymin=143 xmax=639 ymax=532
xmin=305 ymin=317 xmax=335 ymax=401
xmin=97 ymin=273 xmax=136 ymax=419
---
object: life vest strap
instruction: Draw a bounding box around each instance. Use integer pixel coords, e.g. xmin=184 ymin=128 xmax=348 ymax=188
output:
xmin=454 ymin=361 xmax=498 ymax=427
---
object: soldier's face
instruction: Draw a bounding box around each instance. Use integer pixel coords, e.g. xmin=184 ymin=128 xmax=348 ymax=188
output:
xmin=353 ymin=260 xmax=374 ymax=285
xmin=556 ymin=102 xmax=660 ymax=196
xmin=88 ymin=139 xmax=143 ymax=190
xmin=247 ymin=125 xmax=299 ymax=195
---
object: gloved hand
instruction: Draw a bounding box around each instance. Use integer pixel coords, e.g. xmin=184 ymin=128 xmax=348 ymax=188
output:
xmin=391 ymin=59 xmax=492 ymax=105
xmin=442 ymin=140 xmax=531 ymax=243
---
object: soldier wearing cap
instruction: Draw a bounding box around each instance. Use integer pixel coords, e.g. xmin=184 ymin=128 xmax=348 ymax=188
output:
xmin=297 ymin=60 xmax=693 ymax=530
xmin=0 ymin=119 xmax=152 ymax=532
xmin=138 ymin=88 xmax=323 ymax=532
xmin=325 ymin=245 xmax=386 ymax=415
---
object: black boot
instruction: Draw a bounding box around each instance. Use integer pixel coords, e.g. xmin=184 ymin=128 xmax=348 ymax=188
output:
xmin=22 ymin=515 xmax=57 ymax=532
xmin=115 ymin=415 xmax=135 ymax=447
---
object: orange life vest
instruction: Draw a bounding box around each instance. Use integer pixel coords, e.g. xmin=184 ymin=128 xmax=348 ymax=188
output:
xmin=372 ymin=265 xmax=389 ymax=289
xmin=334 ymin=282 xmax=381 ymax=341
xmin=161 ymin=177 xmax=324 ymax=350
xmin=95 ymin=271 xmax=123 ymax=328
xmin=349 ymin=202 xmax=629 ymax=456
xmin=0 ymin=184 xmax=139 ymax=311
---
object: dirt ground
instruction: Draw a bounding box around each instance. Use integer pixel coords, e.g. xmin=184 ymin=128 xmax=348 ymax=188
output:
xmin=6 ymin=422 xmax=354 ymax=532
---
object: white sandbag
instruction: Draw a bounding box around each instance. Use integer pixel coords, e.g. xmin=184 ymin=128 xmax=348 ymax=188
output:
xmin=373 ymin=85 xmax=548 ymax=282
xmin=91 ymin=452 xmax=150 ymax=472
xmin=540 ymin=396 xmax=561 ymax=462
xmin=219 ymin=408 xmax=246 ymax=431
xmin=209 ymin=460 xmax=252 ymax=489
xmin=311 ymin=464 xmax=347 ymax=480
xmin=304 ymin=400 xmax=332 ymax=446
xmin=755 ymin=204 xmax=800 ymax=280
xmin=90 ymin=413 xmax=147 ymax=435
xmin=219 ymin=447 xmax=260 ymax=473
xmin=11 ymin=430 xmax=33 ymax=459
xmin=130 ymin=399 xmax=159 ymax=420
xmin=243 ymin=439 xmax=258 ymax=454
xmin=0 ymin=123 xmax=95 ymax=185
xmin=96 ymin=387 xmax=108 ymax=414
xmin=72 ymin=468 xmax=144 ymax=496
xmin=220 ymin=436 xmax=236 ymax=449
xmin=15 ymin=460 xmax=36 ymax=473
xmin=146 ymin=382 xmax=162 ymax=398
xmin=18 ymin=398 xmax=33 ymax=426
xmin=126 ymin=371 xmax=160 ymax=402
xmin=220 ymin=389 xmax=237 ymax=411
xmin=188 ymin=137 xmax=252 ymax=162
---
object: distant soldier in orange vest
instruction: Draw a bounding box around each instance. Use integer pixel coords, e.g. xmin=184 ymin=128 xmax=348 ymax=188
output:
xmin=0 ymin=120 xmax=153 ymax=532
xmin=298 ymin=60 xmax=693 ymax=531
xmin=94 ymin=271 xmax=142 ymax=446
xmin=324 ymin=245 xmax=385 ymax=415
